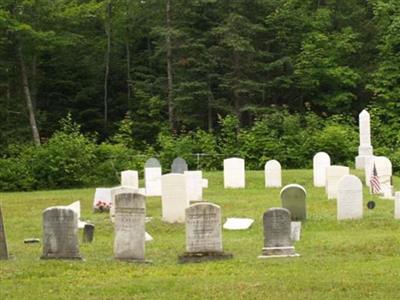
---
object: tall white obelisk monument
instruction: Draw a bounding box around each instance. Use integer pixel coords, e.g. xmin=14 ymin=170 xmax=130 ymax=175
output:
xmin=355 ymin=109 xmax=374 ymax=170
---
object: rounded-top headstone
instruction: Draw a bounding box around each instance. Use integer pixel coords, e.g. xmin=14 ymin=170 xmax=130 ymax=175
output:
xmin=280 ymin=184 xmax=307 ymax=221
xmin=365 ymin=156 xmax=392 ymax=187
xmin=145 ymin=158 xmax=161 ymax=168
xmin=337 ymin=175 xmax=363 ymax=220
xmin=171 ymin=157 xmax=188 ymax=174
xmin=264 ymin=160 xmax=282 ymax=187
xmin=223 ymin=157 xmax=245 ymax=188
xmin=313 ymin=152 xmax=331 ymax=187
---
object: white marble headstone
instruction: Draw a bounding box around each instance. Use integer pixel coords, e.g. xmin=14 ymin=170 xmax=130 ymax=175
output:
xmin=223 ymin=218 xmax=254 ymax=230
xmin=325 ymin=165 xmax=350 ymax=199
xmin=161 ymin=174 xmax=188 ymax=223
xmin=184 ymin=170 xmax=203 ymax=202
xmin=337 ymin=175 xmax=363 ymax=220
xmin=395 ymin=192 xmax=400 ymax=219
xmin=365 ymin=156 xmax=393 ymax=197
xmin=93 ymin=188 xmax=112 ymax=211
xmin=355 ymin=110 xmax=374 ymax=170
xmin=144 ymin=158 xmax=162 ymax=196
xmin=313 ymin=152 xmax=331 ymax=187
xmin=121 ymin=170 xmax=139 ymax=188
xmin=264 ymin=160 xmax=282 ymax=187
xmin=223 ymin=158 xmax=245 ymax=188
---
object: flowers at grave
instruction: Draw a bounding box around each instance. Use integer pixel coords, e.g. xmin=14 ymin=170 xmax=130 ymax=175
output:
xmin=95 ymin=200 xmax=111 ymax=212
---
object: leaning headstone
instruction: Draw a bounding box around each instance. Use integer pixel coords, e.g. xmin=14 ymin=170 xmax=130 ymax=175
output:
xmin=83 ymin=224 xmax=95 ymax=243
xmin=184 ymin=170 xmax=203 ymax=201
xmin=313 ymin=152 xmax=331 ymax=187
xmin=121 ymin=170 xmax=139 ymax=188
xmin=114 ymin=193 xmax=146 ymax=262
xmin=264 ymin=160 xmax=282 ymax=188
xmin=144 ymin=158 xmax=162 ymax=196
xmin=41 ymin=207 xmax=82 ymax=260
xmin=93 ymin=188 xmax=112 ymax=212
xmin=0 ymin=207 xmax=9 ymax=260
xmin=171 ymin=157 xmax=188 ymax=174
xmin=365 ymin=156 xmax=393 ymax=198
xmin=355 ymin=110 xmax=374 ymax=170
xmin=258 ymin=208 xmax=299 ymax=258
xmin=395 ymin=192 xmax=400 ymax=219
xmin=337 ymin=175 xmax=363 ymax=220
xmin=325 ymin=165 xmax=350 ymax=199
xmin=179 ymin=203 xmax=232 ymax=263
xmin=280 ymin=184 xmax=307 ymax=221
xmin=223 ymin=157 xmax=245 ymax=188
xmin=109 ymin=186 xmax=139 ymax=222
xmin=161 ymin=174 xmax=188 ymax=223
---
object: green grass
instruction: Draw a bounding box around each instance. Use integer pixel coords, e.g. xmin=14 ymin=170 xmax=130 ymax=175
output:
xmin=1 ymin=170 xmax=399 ymax=300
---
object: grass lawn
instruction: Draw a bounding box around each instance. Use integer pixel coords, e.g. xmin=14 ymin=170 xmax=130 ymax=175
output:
xmin=1 ymin=169 xmax=399 ymax=300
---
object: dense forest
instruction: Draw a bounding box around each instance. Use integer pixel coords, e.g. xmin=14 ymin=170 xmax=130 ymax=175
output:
xmin=0 ymin=0 xmax=399 ymax=190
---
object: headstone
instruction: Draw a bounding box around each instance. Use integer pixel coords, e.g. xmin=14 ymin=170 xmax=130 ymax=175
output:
xmin=325 ymin=165 xmax=350 ymax=199
xmin=67 ymin=201 xmax=86 ymax=229
xmin=109 ymin=186 xmax=139 ymax=222
xmin=184 ymin=170 xmax=203 ymax=201
xmin=223 ymin=218 xmax=254 ymax=230
xmin=171 ymin=157 xmax=188 ymax=174
xmin=83 ymin=223 xmax=95 ymax=243
xmin=161 ymin=174 xmax=188 ymax=223
xmin=114 ymin=193 xmax=146 ymax=262
xmin=41 ymin=207 xmax=82 ymax=260
xmin=179 ymin=203 xmax=232 ymax=263
xmin=93 ymin=188 xmax=112 ymax=212
xmin=202 ymin=178 xmax=208 ymax=188
xmin=395 ymin=192 xmax=400 ymax=219
xmin=365 ymin=156 xmax=393 ymax=198
xmin=144 ymin=158 xmax=162 ymax=196
xmin=280 ymin=184 xmax=307 ymax=221
xmin=0 ymin=207 xmax=9 ymax=260
xmin=355 ymin=110 xmax=374 ymax=170
xmin=290 ymin=222 xmax=301 ymax=241
xmin=264 ymin=160 xmax=282 ymax=188
xmin=313 ymin=152 xmax=331 ymax=187
xmin=258 ymin=208 xmax=299 ymax=258
xmin=121 ymin=170 xmax=139 ymax=188
xmin=223 ymin=157 xmax=245 ymax=188
xmin=337 ymin=175 xmax=363 ymax=220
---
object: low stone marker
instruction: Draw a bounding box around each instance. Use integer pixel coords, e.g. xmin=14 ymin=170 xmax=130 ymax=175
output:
xmin=83 ymin=223 xmax=95 ymax=243
xmin=395 ymin=192 xmax=400 ymax=219
xmin=184 ymin=170 xmax=203 ymax=202
xmin=337 ymin=175 xmax=363 ymax=220
xmin=121 ymin=170 xmax=139 ymax=188
xmin=313 ymin=152 xmax=331 ymax=187
xmin=258 ymin=208 xmax=299 ymax=259
xmin=223 ymin=218 xmax=254 ymax=230
xmin=280 ymin=184 xmax=307 ymax=221
xmin=161 ymin=174 xmax=188 ymax=223
xmin=179 ymin=203 xmax=232 ymax=263
xmin=0 ymin=207 xmax=9 ymax=260
xmin=325 ymin=165 xmax=350 ymax=199
xmin=41 ymin=207 xmax=82 ymax=260
xmin=264 ymin=160 xmax=282 ymax=187
xmin=171 ymin=157 xmax=188 ymax=174
xmin=114 ymin=193 xmax=146 ymax=262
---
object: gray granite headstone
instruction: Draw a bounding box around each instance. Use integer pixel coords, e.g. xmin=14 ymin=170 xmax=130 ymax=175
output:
xmin=41 ymin=207 xmax=82 ymax=260
xmin=179 ymin=203 xmax=232 ymax=263
xmin=0 ymin=207 xmax=9 ymax=260
xmin=114 ymin=193 xmax=146 ymax=262
xmin=83 ymin=223 xmax=95 ymax=243
xmin=145 ymin=158 xmax=161 ymax=168
xmin=171 ymin=157 xmax=188 ymax=174
xmin=280 ymin=184 xmax=307 ymax=221
xmin=259 ymin=208 xmax=299 ymax=258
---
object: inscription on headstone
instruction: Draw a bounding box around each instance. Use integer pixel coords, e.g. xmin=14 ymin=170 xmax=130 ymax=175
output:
xmin=171 ymin=157 xmax=188 ymax=174
xmin=0 ymin=207 xmax=9 ymax=260
xmin=280 ymin=184 xmax=307 ymax=221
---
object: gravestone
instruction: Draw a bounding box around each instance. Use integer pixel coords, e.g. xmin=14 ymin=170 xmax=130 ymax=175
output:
xmin=179 ymin=203 xmax=232 ymax=263
xmin=395 ymin=192 xmax=400 ymax=219
xmin=121 ymin=170 xmax=139 ymax=188
xmin=258 ymin=208 xmax=299 ymax=258
xmin=290 ymin=222 xmax=301 ymax=241
xmin=161 ymin=174 xmax=188 ymax=223
xmin=313 ymin=152 xmax=331 ymax=187
xmin=365 ymin=156 xmax=393 ymax=198
xmin=264 ymin=160 xmax=282 ymax=188
xmin=280 ymin=184 xmax=307 ymax=221
xmin=114 ymin=193 xmax=146 ymax=262
xmin=41 ymin=207 xmax=82 ymax=260
xmin=223 ymin=157 xmax=245 ymax=188
xmin=325 ymin=166 xmax=350 ymax=199
xmin=144 ymin=158 xmax=162 ymax=196
xmin=83 ymin=223 xmax=95 ymax=243
xmin=337 ymin=175 xmax=363 ymax=220
xmin=0 ymin=207 xmax=9 ymax=260
xmin=184 ymin=170 xmax=203 ymax=202
xmin=355 ymin=110 xmax=374 ymax=170
xmin=109 ymin=186 xmax=138 ymax=222
xmin=93 ymin=188 xmax=112 ymax=212
xmin=67 ymin=201 xmax=86 ymax=228
xmin=223 ymin=218 xmax=254 ymax=230
xmin=171 ymin=157 xmax=188 ymax=174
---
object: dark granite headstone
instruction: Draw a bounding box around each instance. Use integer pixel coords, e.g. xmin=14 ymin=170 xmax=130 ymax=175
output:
xmin=280 ymin=184 xmax=307 ymax=221
xmin=0 ymin=207 xmax=9 ymax=260
xmin=171 ymin=157 xmax=188 ymax=174
xmin=83 ymin=223 xmax=95 ymax=243
xmin=145 ymin=158 xmax=161 ymax=168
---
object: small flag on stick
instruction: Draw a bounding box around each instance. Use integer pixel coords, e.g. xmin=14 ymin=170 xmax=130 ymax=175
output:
xmin=370 ymin=164 xmax=381 ymax=194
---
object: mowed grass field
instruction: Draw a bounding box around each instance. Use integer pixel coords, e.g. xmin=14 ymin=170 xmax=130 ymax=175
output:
xmin=0 ymin=169 xmax=399 ymax=300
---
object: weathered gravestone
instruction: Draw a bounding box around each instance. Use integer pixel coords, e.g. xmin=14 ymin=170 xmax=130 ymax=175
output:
xmin=161 ymin=174 xmax=188 ymax=223
xmin=356 ymin=110 xmax=374 ymax=170
xmin=41 ymin=207 xmax=82 ymax=260
xmin=83 ymin=223 xmax=95 ymax=243
xmin=171 ymin=157 xmax=188 ymax=174
xmin=144 ymin=158 xmax=162 ymax=196
xmin=395 ymin=192 xmax=400 ymax=219
xmin=179 ymin=203 xmax=232 ymax=263
xmin=258 ymin=208 xmax=299 ymax=258
xmin=114 ymin=193 xmax=146 ymax=262
xmin=0 ymin=207 xmax=9 ymax=260
xmin=109 ymin=186 xmax=139 ymax=222
xmin=184 ymin=170 xmax=203 ymax=202
xmin=337 ymin=175 xmax=363 ymax=220
xmin=223 ymin=157 xmax=245 ymax=188
xmin=264 ymin=160 xmax=282 ymax=188
xmin=290 ymin=222 xmax=301 ymax=241
xmin=280 ymin=184 xmax=307 ymax=221
xmin=121 ymin=170 xmax=139 ymax=188
xmin=313 ymin=152 xmax=331 ymax=187
xmin=325 ymin=166 xmax=350 ymax=199
xmin=365 ymin=156 xmax=393 ymax=198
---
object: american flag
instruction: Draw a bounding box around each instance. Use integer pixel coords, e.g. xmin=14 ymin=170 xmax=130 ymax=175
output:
xmin=370 ymin=164 xmax=381 ymax=194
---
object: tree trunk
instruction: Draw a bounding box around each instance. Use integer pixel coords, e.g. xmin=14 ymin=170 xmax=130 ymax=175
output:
xmin=207 ymin=84 xmax=214 ymax=133
xmin=125 ymin=0 xmax=132 ymax=108
xmin=233 ymin=52 xmax=241 ymax=126
xmin=17 ymin=42 xmax=41 ymax=146
xmin=166 ymin=0 xmax=175 ymax=131
xmin=104 ymin=1 xmax=112 ymax=127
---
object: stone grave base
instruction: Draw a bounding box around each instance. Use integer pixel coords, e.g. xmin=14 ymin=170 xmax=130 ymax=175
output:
xmin=258 ymin=246 xmax=299 ymax=259
xmin=178 ymin=251 xmax=233 ymax=263
xmin=40 ymin=255 xmax=83 ymax=260
xmin=114 ymin=257 xmax=152 ymax=264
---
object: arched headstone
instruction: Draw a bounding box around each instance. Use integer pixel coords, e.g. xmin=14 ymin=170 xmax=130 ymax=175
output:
xmin=223 ymin=158 xmax=245 ymax=188
xmin=337 ymin=175 xmax=363 ymax=220
xmin=171 ymin=157 xmax=188 ymax=174
xmin=365 ymin=156 xmax=393 ymax=197
xmin=280 ymin=184 xmax=307 ymax=221
xmin=313 ymin=152 xmax=331 ymax=187
xmin=264 ymin=160 xmax=282 ymax=188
